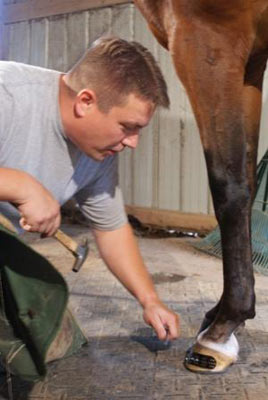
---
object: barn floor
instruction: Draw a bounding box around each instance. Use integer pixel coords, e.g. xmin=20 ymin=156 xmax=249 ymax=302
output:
xmin=1 ymin=222 xmax=268 ymax=400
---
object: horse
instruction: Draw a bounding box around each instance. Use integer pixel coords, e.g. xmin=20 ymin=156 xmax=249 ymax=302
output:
xmin=134 ymin=0 xmax=268 ymax=373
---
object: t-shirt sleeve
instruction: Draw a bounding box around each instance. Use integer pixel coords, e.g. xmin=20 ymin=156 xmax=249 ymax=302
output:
xmin=75 ymin=155 xmax=128 ymax=231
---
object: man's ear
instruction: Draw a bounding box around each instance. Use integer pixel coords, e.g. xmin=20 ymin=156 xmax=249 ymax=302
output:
xmin=74 ymin=89 xmax=97 ymax=117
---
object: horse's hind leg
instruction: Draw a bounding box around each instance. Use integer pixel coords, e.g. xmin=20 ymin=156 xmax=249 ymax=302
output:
xmin=169 ymin=16 xmax=266 ymax=372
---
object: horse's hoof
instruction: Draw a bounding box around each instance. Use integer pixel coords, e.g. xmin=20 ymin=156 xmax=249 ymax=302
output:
xmin=184 ymin=329 xmax=239 ymax=374
xmin=184 ymin=342 xmax=236 ymax=373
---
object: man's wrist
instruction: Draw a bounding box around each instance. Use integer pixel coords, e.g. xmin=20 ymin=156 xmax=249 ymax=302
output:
xmin=139 ymin=292 xmax=160 ymax=309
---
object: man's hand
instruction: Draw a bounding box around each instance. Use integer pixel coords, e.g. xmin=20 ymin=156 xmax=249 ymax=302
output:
xmin=18 ymin=182 xmax=60 ymax=236
xmin=0 ymin=167 xmax=61 ymax=236
xmin=143 ymin=298 xmax=180 ymax=341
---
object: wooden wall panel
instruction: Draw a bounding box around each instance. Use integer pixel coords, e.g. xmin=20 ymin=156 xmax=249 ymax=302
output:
xmin=47 ymin=16 xmax=66 ymax=71
xmin=132 ymin=6 xmax=159 ymax=208
xmin=3 ymin=0 xmax=131 ymax=23
xmin=66 ymin=12 xmax=87 ymax=69
xmin=7 ymin=21 xmax=30 ymax=62
xmin=157 ymin=45 xmax=184 ymax=211
xmin=1 ymin=25 xmax=9 ymax=60
xmin=111 ymin=4 xmax=134 ymax=205
xmin=29 ymin=18 xmax=48 ymax=66
xmin=0 ymin=1 xmax=3 ymax=60
xmin=87 ymin=7 xmax=112 ymax=45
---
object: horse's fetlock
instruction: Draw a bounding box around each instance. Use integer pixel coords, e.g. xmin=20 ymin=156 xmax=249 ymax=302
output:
xmin=221 ymin=290 xmax=255 ymax=324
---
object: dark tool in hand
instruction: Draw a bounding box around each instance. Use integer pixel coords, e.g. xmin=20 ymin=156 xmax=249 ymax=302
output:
xmin=0 ymin=213 xmax=89 ymax=272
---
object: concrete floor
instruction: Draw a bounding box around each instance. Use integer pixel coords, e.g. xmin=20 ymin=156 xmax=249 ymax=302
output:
xmin=1 ymin=223 xmax=268 ymax=400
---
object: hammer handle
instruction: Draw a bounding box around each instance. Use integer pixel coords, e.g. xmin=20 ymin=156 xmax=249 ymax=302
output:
xmin=0 ymin=213 xmax=78 ymax=254
xmin=0 ymin=213 xmax=17 ymax=233
xmin=54 ymin=229 xmax=78 ymax=254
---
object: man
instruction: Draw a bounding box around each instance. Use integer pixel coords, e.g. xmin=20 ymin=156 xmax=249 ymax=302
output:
xmin=0 ymin=36 xmax=179 ymax=341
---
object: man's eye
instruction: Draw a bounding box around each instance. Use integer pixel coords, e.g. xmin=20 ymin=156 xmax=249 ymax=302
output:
xmin=122 ymin=126 xmax=132 ymax=133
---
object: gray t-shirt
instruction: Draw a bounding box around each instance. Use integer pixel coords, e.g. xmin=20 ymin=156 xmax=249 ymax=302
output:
xmin=0 ymin=61 xmax=128 ymax=231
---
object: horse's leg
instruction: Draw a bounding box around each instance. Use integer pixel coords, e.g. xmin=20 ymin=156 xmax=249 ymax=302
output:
xmin=198 ymin=54 xmax=267 ymax=338
xmin=168 ymin=16 xmax=266 ymax=372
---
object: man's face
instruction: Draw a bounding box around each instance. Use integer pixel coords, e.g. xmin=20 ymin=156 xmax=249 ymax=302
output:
xmin=68 ymin=93 xmax=155 ymax=161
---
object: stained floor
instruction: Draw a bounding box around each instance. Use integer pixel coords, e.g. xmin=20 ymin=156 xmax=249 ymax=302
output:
xmin=1 ymin=223 xmax=268 ymax=400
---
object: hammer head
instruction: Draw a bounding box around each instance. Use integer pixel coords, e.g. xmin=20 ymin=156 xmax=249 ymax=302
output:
xmin=72 ymin=238 xmax=89 ymax=272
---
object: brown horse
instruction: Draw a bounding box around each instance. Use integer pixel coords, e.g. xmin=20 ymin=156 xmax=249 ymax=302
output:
xmin=134 ymin=0 xmax=268 ymax=373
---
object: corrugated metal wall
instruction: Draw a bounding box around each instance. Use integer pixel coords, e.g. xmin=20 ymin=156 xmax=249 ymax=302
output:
xmin=1 ymin=1 xmax=268 ymax=216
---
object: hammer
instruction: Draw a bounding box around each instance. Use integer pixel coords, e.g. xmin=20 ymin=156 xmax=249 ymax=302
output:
xmin=54 ymin=229 xmax=89 ymax=272
xmin=0 ymin=213 xmax=89 ymax=272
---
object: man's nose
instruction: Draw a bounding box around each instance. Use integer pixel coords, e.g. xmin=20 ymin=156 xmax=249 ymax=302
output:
xmin=122 ymin=134 xmax=139 ymax=149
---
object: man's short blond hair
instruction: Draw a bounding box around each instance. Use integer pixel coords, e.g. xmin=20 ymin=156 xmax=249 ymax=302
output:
xmin=67 ymin=36 xmax=169 ymax=112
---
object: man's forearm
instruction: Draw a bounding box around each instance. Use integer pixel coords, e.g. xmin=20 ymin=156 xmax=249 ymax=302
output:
xmin=93 ymin=222 xmax=180 ymax=340
xmin=0 ymin=167 xmax=33 ymax=202
xmin=93 ymin=222 xmax=159 ymax=307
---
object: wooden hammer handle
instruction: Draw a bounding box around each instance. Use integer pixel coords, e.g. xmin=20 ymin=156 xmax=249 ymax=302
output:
xmin=54 ymin=229 xmax=78 ymax=254
xmin=0 ymin=213 xmax=17 ymax=233
xmin=0 ymin=213 xmax=78 ymax=255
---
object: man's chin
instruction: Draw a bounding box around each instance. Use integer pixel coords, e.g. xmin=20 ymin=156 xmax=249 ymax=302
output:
xmin=84 ymin=151 xmax=105 ymax=161
xmin=85 ymin=149 xmax=113 ymax=161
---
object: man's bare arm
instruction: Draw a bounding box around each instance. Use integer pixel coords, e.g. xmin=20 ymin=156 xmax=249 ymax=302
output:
xmin=93 ymin=222 xmax=180 ymax=340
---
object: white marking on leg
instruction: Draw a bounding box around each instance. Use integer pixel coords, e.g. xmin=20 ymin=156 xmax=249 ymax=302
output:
xmin=197 ymin=327 xmax=239 ymax=359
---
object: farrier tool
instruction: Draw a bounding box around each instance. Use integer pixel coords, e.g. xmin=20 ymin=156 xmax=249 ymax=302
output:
xmin=0 ymin=213 xmax=89 ymax=272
